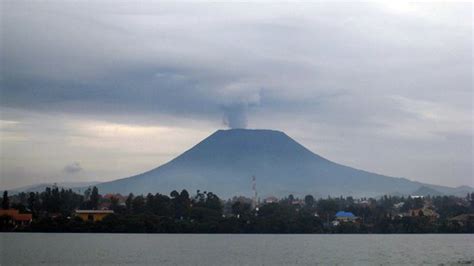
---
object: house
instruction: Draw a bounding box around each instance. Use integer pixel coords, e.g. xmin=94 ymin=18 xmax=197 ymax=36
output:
xmin=393 ymin=202 xmax=405 ymax=209
xmin=103 ymin=193 xmax=127 ymax=205
xmin=357 ymin=200 xmax=371 ymax=207
xmin=263 ymin=196 xmax=278 ymax=204
xmin=291 ymin=199 xmax=304 ymax=206
xmin=335 ymin=211 xmax=357 ymax=222
xmin=0 ymin=209 xmax=33 ymax=226
xmin=75 ymin=210 xmax=114 ymax=222
xmin=407 ymin=208 xmax=440 ymax=221
xmin=449 ymin=214 xmax=474 ymax=226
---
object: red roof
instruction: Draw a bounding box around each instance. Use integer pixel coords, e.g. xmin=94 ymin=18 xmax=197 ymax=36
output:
xmin=103 ymin=193 xmax=126 ymax=201
xmin=0 ymin=209 xmax=32 ymax=222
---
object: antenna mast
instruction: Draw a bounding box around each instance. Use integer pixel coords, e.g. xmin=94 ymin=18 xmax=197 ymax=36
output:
xmin=252 ymin=175 xmax=258 ymax=209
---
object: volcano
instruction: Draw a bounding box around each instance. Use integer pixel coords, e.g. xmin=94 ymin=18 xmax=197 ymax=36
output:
xmin=95 ymin=129 xmax=471 ymax=198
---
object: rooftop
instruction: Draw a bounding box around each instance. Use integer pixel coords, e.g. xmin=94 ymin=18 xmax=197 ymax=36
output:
xmin=335 ymin=211 xmax=356 ymax=218
xmin=75 ymin=210 xmax=114 ymax=214
xmin=449 ymin=214 xmax=474 ymax=221
xmin=0 ymin=209 xmax=33 ymax=221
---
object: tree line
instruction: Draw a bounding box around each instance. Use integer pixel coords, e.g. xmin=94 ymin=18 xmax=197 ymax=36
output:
xmin=1 ymin=187 xmax=473 ymax=233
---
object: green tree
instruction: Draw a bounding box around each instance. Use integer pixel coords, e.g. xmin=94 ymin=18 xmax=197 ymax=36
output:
xmin=84 ymin=187 xmax=91 ymax=201
xmin=51 ymin=187 xmax=61 ymax=212
xmin=125 ymin=193 xmax=134 ymax=212
xmin=470 ymin=193 xmax=474 ymax=208
xmin=173 ymin=190 xmax=191 ymax=218
xmin=170 ymin=190 xmax=179 ymax=199
xmin=231 ymin=201 xmax=251 ymax=217
xmin=132 ymin=196 xmax=146 ymax=213
xmin=288 ymin=194 xmax=295 ymax=202
xmin=110 ymin=196 xmax=120 ymax=212
xmin=152 ymin=193 xmax=173 ymax=217
xmin=2 ymin=191 xmax=9 ymax=209
xmin=317 ymin=198 xmax=338 ymax=219
xmin=90 ymin=186 xmax=100 ymax=210
xmin=27 ymin=192 xmax=36 ymax=212
xmin=145 ymin=193 xmax=154 ymax=213
xmin=304 ymin=195 xmax=315 ymax=207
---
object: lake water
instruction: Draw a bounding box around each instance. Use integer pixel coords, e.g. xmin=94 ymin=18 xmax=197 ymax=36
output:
xmin=1 ymin=233 xmax=473 ymax=265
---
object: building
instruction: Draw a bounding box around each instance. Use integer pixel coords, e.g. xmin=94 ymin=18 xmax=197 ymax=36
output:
xmin=335 ymin=211 xmax=357 ymax=222
xmin=75 ymin=210 xmax=114 ymax=222
xmin=393 ymin=202 xmax=405 ymax=209
xmin=291 ymin=200 xmax=305 ymax=206
xmin=0 ymin=209 xmax=33 ymax=226
xmin=357 ymin=200 xmax=371 ymax=207
xmin=103 ymin=193 xmax=127 ymax=204
xmin=449 ymin=214 xmax=474 ymax=227
xmin=263 ymin=196 xmax=278 ymax=204
xmin=408 ymin=208 xmax=439 ymax=220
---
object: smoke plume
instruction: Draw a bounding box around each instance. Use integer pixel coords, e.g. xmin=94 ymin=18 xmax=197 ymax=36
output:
xmin=223 ymin=104 xmax=247 ymax=129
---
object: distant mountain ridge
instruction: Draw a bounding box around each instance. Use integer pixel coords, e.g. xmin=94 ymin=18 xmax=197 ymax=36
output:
xmin=410 ymin=186 xmax=444 ymax=197
xmin=94 ymin=129 xmax=472 ymax=198
xmin=10 ymin=181 xmax=99 ymax=194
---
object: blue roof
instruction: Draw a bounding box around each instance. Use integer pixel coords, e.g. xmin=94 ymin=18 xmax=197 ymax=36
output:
xmin=335 ymin=211 xmax=355 ymax=217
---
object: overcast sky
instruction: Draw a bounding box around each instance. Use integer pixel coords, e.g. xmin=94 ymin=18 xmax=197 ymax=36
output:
xmin=1 ymin=1 xmax=472 ymax=189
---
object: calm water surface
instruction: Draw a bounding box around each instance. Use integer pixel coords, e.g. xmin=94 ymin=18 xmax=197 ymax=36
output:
xmin=1 ymin=233 xmax=473 ymax=265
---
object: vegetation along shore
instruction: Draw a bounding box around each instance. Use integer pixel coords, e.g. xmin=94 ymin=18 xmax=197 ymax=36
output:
xmin=1 ymin=187 xmax=473 ymax=233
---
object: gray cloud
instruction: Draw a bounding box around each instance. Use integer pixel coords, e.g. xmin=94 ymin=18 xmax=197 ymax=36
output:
xmin=0 ymin=1 xmax=472 ymax=188
xmin=63 ymin=162 xmax=83 ymax=174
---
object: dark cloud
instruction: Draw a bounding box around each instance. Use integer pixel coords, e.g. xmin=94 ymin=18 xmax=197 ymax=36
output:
xmin=1 ymin=2 xmax=471 ymax=125
xmin=63 ymin=162 xmax=83 ymax=174
xmin=0 ymin=2 xmax=472 ymax=188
